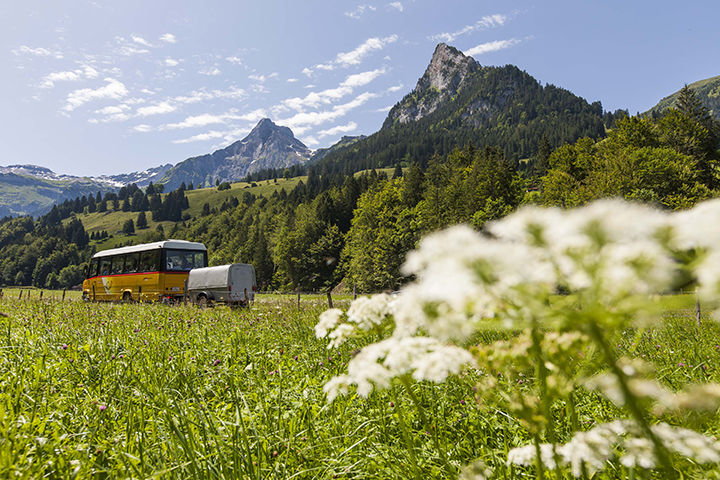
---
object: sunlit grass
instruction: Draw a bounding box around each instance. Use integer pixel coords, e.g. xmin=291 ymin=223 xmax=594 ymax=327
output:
xmin=0 ymin=295 xmax=719 ymax=478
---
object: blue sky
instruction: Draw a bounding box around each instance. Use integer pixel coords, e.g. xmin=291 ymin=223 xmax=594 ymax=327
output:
xmin=2 ymin=0 xmax=719 ymax=177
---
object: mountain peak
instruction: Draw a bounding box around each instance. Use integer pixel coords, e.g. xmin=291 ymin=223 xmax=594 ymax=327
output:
xmin=383 ymin=43 xmax=480 ymax=127
xmin=419 ymin=43 xmax=478 ymax=92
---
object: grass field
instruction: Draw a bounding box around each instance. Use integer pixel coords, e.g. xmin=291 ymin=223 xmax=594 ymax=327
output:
xmin=1 ymin=293 xmax=720 ymax=478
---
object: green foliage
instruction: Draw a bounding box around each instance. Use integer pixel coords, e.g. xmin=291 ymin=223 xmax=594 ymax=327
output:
xmin=542 ymin=111 xmax=719 ymax=208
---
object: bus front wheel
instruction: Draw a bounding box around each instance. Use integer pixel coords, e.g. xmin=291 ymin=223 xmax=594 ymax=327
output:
xmin=122 ymin=292 xmax=132 ymax=303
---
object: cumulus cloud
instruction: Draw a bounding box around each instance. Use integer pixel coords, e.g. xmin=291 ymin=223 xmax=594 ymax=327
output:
xmin=136 ymin=101 xmax=176 ymax=116
xmin=465 ymin=38 xmax=521 ymax=56
xmin=280 ymin=69 xmax=386 ymax=113
xmin=388 ymin=2 xmax=404 ymax=12
xmin=164 ymin=113 xmax=232 ymax=129
xmin=225 ymin=56 xmax=243 ymax=65
xmin=249 ymin=72 xmax=278 ymax=82
xmin=64 ymin=78 xmax=128 ymax=111
xmin=430 ymin=14 xmax=507 ymax=43
xmin=345 ymin=4 xmax=376 ymax=19
xmin=95 ymin=104 xmax=130 ymax=115
xmin=159 ymin=33 xmax=177 ymax=44
xmin=303 ymin=35 xmax=397 ymax=76
xmin=172 ymin=130 xmax=227 ymax=144
xmin=164 ymin=58 xmax=180 ymax=67
xmin=279 ymin=92 xmax=377 ymax=134
xmin=131 ymin=35 xmax=153 ymax=47
xmin=318 ymin=121 xmax=358 ymax=138
xmin=12 ymin=45 xmax=64 ymax=59
xmin=199 ymin=67 xmax=221 ymax=76
xmin=336 ymin=35 xmax=398 ymax=66
xmin=40 ymin=65 xmax=99 ymax=88
xmin=133 ymin=124 xmax=153 ymax=133
xmin=287 ymin=78 xmax=299 ymax=83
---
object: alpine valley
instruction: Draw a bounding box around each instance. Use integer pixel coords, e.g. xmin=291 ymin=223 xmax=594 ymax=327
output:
xmin=0 ymin=42 xmax=717 ymax=292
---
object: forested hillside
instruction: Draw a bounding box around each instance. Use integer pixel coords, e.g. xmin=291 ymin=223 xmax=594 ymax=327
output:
xmin=0 ymin=84 xmax=715 ymax=292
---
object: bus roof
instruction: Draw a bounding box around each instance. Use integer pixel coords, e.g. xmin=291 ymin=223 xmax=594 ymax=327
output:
xmin=92 ymin=240 xmax=207 ymax=259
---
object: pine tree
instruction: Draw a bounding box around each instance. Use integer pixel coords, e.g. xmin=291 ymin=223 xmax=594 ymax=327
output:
xmin=392 ymin=164 xmax=403 ymax=178
xmin=122 ymin=219 xmax=135 ymax=235
xmin=136 ymin=211 xmax=148 ymax=229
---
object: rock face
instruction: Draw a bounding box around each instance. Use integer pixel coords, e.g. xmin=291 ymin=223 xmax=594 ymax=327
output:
xmin=384 ymin=43 xmax=479 ymax=126
xmin=310 ymin=135 xmax=367 ymax=162
xmin=158 ymin=118 xmax=311 ymax=190
xmin=646 ymin=74 xmax=720 ymax=119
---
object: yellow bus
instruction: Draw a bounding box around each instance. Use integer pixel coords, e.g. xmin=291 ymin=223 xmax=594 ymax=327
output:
xmin=82 ymin=240 xmax=208 ymax=302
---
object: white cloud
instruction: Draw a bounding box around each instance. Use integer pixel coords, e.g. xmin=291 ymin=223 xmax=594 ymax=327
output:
xmin=336 ymin=35 xmax=398 ymax=66
xmin=388 ymin=2 xmax=404 ymax=12
xmin=199 ymin=67 xmax=221 ymax=76
xmin=64 ymin=78 xmax=128 ymax=111
xmin=249 ymin=72 xmax=278 ymax=82
xmin=374 ymin=105 xmax=393 ymax=113
xmin=164 ymin=58 xmax=180 ymax=67
xmin=465 ymin=38 xmax=521 ymax=56
xmin=159 ymin=33 xmax=177 ymax=44
xmin=172 ymin=130 xmax=227 ymax=144
xmin=287 ymin=78 xmax=299 ymax=83
xmin=165 ymin=113 xmax=230 ymax=129
xmin=225 ymin=56 xmax=243 ymax=65
xmin=136 ymin=101 xmax=176 ymax=116
xmin=303 ymin=35 xmax=397 ymax=76
xmin=280 ymin=69 xmax=385 ymax=113
xmin=280 ymin=92 xmax=376 ymax=132
xmin=173 ymin=86 xmax=246 ymax=104
xmin=133 ymin=124 xmax=153 ymax=133
xmin=341 ymin=68 xmax=386 ymax=88
xmin=95 ymin=104 xmax=130 ymax=115
xmin=117 ymin=45 xmax=150 ymax=56
xmin=386 ymin=84 xmax=404 ymax=93
xmin=236 ymin=108 xmax=268 ymax=122
xmin=430 ymin=14 xmax=508 ymax=43
xmin=12 ymin=45 xmax=64 ymax=59
xmin=131 ymin=35 xmax=153 ymax=47
xmin=304 ymin=136 xmax=319 ymax=146
xmin=318 ymin=121 xmax=358 ymax=138
xmin=345 ymin=4 xmax=376 ymax=19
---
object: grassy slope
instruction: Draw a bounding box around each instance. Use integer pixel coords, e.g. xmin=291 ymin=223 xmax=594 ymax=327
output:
xmin=69 ymin=176 xmax=306 ymax=249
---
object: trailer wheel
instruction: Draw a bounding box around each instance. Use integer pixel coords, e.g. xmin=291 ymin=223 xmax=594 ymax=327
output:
xmin=197 ymin=294 xmax=209 ymax=308
xmin=122 ymin=291 xmax=132 ymax=303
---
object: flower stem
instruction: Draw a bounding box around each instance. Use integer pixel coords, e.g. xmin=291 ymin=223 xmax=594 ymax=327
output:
xmin=587 ymin=320 xmax=676 ymax=477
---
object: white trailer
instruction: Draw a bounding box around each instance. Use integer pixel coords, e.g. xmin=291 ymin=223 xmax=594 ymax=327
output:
xmin=187 ymin=263 xmax=257 ymax=307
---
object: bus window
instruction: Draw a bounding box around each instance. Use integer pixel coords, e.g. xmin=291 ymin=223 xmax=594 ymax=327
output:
xmin=100 ymin=257 xmax=112 ymax=276
xmin=88 ymin=259 xmax=99 ymax=278
xmin=111 ymin=255 xmax=125 ymax=275
xmin=164 ymin=249 xmax=207 ymax=271
xmin=139 ymin=250 xmax=160 ymax=273
xmin=125 ymin=253 xmax=140 ymax=273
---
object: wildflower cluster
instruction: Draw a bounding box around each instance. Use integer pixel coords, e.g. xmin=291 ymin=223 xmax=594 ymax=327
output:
xmin=316 ymin=198 xmax=720 ymax=477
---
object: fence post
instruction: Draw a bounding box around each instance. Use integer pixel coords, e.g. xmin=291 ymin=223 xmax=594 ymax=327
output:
xmin=696 ymin=288 xmax=702 ymax=326
xmin=353 ymin=284 xmax=357 ymax=300
xmin=18 ymin=290 xmax=22 ymax=300
xmin=326 ymin=290 xmax=333 ymax=309
xmin=297 ymin=292 xmax=301 ymax=308
xmin=62 ymin=289 xmax=66 ymax=302
xmin=39 ymin=290 xmax=44 ymax=301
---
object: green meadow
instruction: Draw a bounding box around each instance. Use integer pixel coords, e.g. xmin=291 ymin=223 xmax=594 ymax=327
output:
xmin=0 ymin=294 xmax=719 ymax=478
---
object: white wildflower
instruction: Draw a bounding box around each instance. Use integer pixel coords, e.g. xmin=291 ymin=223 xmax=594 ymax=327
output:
xmin=652 ymin=423 xmax=720 ymax=464
xmin=620 ymin=437 xmax=656 ymax=469
xmin=507 ymin=443 xmax=557 ymax=469
xmin=459 ymin=459 xmax=493 ymax=480
xmin=323 ymin=375 xmax=351 ymax=403
xmin=315 ymin=308 xmax=343 ymax=338
xmin=322 ymin=337 xmax=475 ymax=400
xmin=326 ymin=323 xmax=356 ymax=349
xmin=671 ymin=198 xmax=720 ymax=250
xmin=558 ymin=421 xmax=625 ymax=476
xmin=346 ymin=294 xmax=393 ymax=330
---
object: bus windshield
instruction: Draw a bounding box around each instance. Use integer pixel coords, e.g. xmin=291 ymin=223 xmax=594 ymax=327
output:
xmin=164 ymin=249 xmax=207 ymax=271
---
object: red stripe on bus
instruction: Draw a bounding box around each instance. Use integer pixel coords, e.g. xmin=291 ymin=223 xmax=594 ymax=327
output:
xmin=86 ymin=271 xmax=190 ymax=280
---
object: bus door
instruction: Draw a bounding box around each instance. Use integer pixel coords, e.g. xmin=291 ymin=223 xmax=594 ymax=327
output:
xmin=138 ymin=250 xmax=161 ymax=300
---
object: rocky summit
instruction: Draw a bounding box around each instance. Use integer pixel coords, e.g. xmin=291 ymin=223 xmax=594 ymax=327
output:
xmin=157 ymin=118 xmax=311 ymax=190
xmin=384 ymin=43 xmax=479 ymax=126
